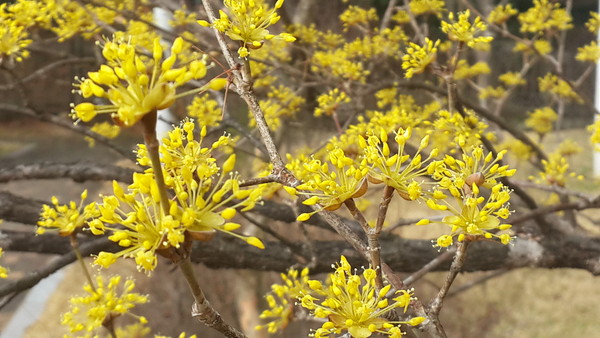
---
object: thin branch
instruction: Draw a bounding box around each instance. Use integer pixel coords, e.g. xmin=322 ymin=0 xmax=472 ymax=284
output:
xmin=403 ymin=249 xmax=455 ymax=286
xmin=429 ymin=240 xmax=470 ymax=316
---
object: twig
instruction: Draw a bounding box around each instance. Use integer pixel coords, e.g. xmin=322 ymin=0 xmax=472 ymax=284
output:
xmin=447 ymin=269 xmax=509 ymax=298
xmin=403 ymin=249 xmax=455 ymax=286
xmin=179 ymin=257 xmax=247 ymax=338
xmin=0 ymin=237 xmax=111 ymax=297
xmin=428 ymin=240 xmax=470 ymax=316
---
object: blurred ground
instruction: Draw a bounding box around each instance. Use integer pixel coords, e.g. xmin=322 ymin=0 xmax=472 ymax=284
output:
xmin=0 ymin=120 xmax=599 ymax=337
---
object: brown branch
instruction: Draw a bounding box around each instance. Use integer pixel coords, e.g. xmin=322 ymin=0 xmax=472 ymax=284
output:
xmin=0 ymin=162 xmax=136 ymax=184
xmin=429 ymin=241 xmax=470 ymax=316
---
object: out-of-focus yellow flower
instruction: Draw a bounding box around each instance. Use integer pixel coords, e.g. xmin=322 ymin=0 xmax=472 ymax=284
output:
xmin=525 ymin=107 xmax=557 ymax=135
xmin=499 ymin=72 xmax=526 ymax=86
xmin=37 ymin=190 xmax=100 ymax=236
xmin=315 ymin=88 xmax=350 ymax=117
xmin=61 ymin=275 xmax=148 ymax=335
xmin=538 ymin=74 xmax=582 ymax=103
xmin=576 ymin=41 xmax=600 ymax=63
xmin=198 ymin=0 xmax=295 ymax=58
xmin=256 ymin=268 xmax=310 ymax=333
xmin=519 ymin=0 xmax=572 ymax=33
xmin=85 ymin=122 xmax=121 ymax=147
xmin=0 ymin=247 xmax=8 ymax=279
xmin=585 ymin=12 xmax=600 ymax=34
xmin=409 ymin=0 xmax=446 ymax=17
xmin=339 ymin=6 xmax=378 ymax=31
xmin=488 ymin=4 xmax=518 ymax=25
xmin=454 ymin=60 xmax=490 ymax=80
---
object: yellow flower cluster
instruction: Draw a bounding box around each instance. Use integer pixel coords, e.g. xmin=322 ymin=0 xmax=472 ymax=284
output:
xmin=37 ymin=190 xmax=100 ymax=236
xmin=422 ymin=147 xmax=515 ymax=246
xmin=315 ymin=88 xmax=351 ymax=117
xmin=525 ymin=107 xmax=557 ymax=135
xmin=186 ymin=93 xmax=223 ymax=127
xmin=253 ymin=85 xmax=305 ymax=131
xmin=479 ymin=86 xmax=506 ymax=99
xmin=588 ymin=119 xmax=600 ymax=151
xmin=0 ymin=4 xmax=32 ymax=63
xmin=576 ymin=41 xmax=600 ymax=63
xmin=300 ymin=256 xmax=425 ymax=338
xmin=499 ymin=72 xmax=526 ymax=86
xmin=312 ymin=49 xmax=370 ymax=83
xmin=531 ymin=152 xmax=583 ymax=187
xmin=85 ymin=122 xmax=121 ymax=147
xmin=61 ymin=275 xmax=148 ymax=335
xmin=339 ymin=6 xmax=378 ymax=31
xmin=198 ymin=0 xmax=295 ymax=58
xmin=91 ymin=121 xmax=265 ymax=272
xmin=290 ymin=147 xmax=369 ymax=220
xmin=256 ymin=268 xmax=310 ymax=333
xmin=513 ymin=39 xmax=553 ymax=55
xmin=0 ymin=247 xmax=8 ymax=279
xmin=429 ymin=109 xmax=489 ymax=154
xmin=402 ymin=38 xmax=440 ymax=78
xmin=362 ymin=127 xmax=437 ymax=201
xmin=454 ymin=60 xmax=491 ymax=80
xmin=518 ymin=0 xmax=573 ymax=33
xmin=538 ymin=73 xmax=582 ymax=103
xmin=586 ymin=12 xmax=600 ymax=34
xmin=408 ymin=0 xmax=446 ymax=17
xmin=71 ymin=36 xmax=208 ymax=127
xmin=488 ymin=4 xmax=518 ymax=25
xmin=441 ymin=10 xmax=493 ymax=49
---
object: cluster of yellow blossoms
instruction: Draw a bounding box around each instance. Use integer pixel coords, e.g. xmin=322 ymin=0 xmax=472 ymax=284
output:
xmin=71 ymin=36 xmax=208 ymax=127
xmin=258 ymin=256 xmax=424 ymax=337
xmin=37 ymin=190 xmax=99 ymax=236
xmin=62 ymin=275 xmax=148 ymax=336
xmin=198 ymin=0 xmax=295 ymax=58
xmin=90 ymin=121 xmax=264 ymax=272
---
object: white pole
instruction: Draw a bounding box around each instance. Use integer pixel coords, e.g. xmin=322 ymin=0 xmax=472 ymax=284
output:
xmin=153 ymin=6 xmax=176 ymax=142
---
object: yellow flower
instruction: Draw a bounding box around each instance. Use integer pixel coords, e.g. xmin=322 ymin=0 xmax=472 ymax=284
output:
xmin=314 ymin=88 xmax=351 ymax=117
xmin=525 ymin=107 xmax=557 ymax=135
xmin=61 ymin=274 xmax=148 ymax=335
xmin=0 ymin=247 xmax=8 ymax=279
xmin=441 ymin=10 xmax=493 ymax=49
xmin=186 ymin=93 xmax=223 ymax=127
xmin=454 ymin=60 xmax=490 ymax=80
xmin=85 ymin=121 xmax=121 ymax=147
xmin=256 ymin=268 xmax=310 ymax=333
xmin=498 ymin=72 xmax=526 ymax=86
xmin=408 ymin=0 xmax=446 ymax=17
xmin=362 ymin=127 xmax=437 ymax=201
xmin=576 ymin=41 xmax=600 ymax=63
xmin=300 ymin=256 xmax=424 ymax=337
xmin=538 ymin=73 xmax=582 ymax=103
xmin=531 ymin=152 xmax=583 ymax=187
xmin=488 ymin=4 xmax=518 ymax=25
xmin=586 ymin=12 xmax=600 ymax=34
xmin=518 ymin=0 xmax=572 ymax=33
xmin=37 ymin=190 xmax=100 ymax=236
xmin=198 ymin=0 xmax=295 ymax=58
xmin=339 ymin=6 xmax=378 ymax=31
xmin=402 ymin=38 xmax=440 ymax=78
xmin=0 ymin=9 xmax=31 ymax=62
xmin=94 ymin=121 xmax=263 ymax=272
xmin=290 ymin=147 xmax=370 ymax=220
xmin=71 ymin=36 xmax=207 ymax=127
